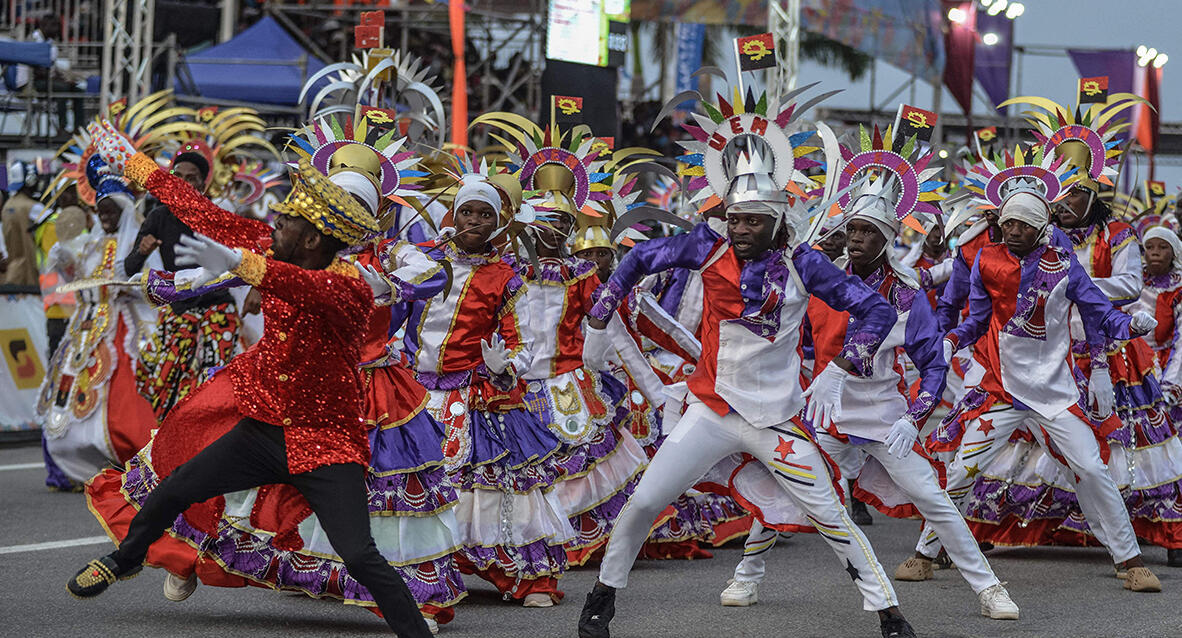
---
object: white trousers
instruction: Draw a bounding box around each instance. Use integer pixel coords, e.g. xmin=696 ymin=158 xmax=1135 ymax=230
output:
xmin=731 ymin=519 xmax=778 ymax=583
xmin=728 ymin=433 xmax=1000 ymax=594
xmin=818 ymin=434 xmax=1000 ymax=594
xmin=598 ymin=399 xmax=898 ymax=611
xmin=915 ymin=406 xmax=1140 ymax=564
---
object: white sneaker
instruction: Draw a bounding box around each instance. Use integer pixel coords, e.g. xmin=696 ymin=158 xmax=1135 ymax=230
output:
xmin=522 ymin=592 xmax=554 ymax=607
xmin=162 ymin=572 xmax=198 ymax=602
xmin=720 ymin=579 xmax=758 ymax=607
xmin=424 ymin=616 xmax=439 ymax=635
xmin=979 ymin=583 xmax=1019 ymax=620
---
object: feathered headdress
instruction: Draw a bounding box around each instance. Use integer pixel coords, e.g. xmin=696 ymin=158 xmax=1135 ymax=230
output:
xmin=999 ymin=85 xmax=1148 ymax=192
xmin=299 ymin=49 xmax=447 ymax=150
xmin=661 ymin=75 xmax=832 ymax=216
xmin=44 ymin=90 xmax=205 ymax=207
xmin=834 ymin=123 xmax=946 ymax=235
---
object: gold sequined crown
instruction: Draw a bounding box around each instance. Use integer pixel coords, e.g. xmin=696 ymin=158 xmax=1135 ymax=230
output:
xmin=271 ymin=158 xmax=379 ymax=245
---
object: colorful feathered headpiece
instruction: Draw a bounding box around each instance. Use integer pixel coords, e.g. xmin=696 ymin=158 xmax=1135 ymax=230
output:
xmin=44 ymin=90 xmax=205 ymax=207
xmin=962 ymin=143 xmax=1074 ymax=210
xmin=835 ymin=123 xmax=946 ymax=235
xmin=1000 ymin=83 xmax=1148 ymax=192
xmin=287 ymin=115 xmax=425 ymax=219
xmin=299 ymin=49 xmax=447 ymax=151
xmin=663 ymin=79 xmax=831 ymax=216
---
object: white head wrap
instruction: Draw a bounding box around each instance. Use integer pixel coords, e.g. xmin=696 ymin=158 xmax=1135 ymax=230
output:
xmin=328 ymin=171 xmax=380 ymax=215
xmin=454 ymin=176 xmax=503 ymax=219
xmin=844 ymin=193 xmax=919 ymax=287
xmin=997 ymin=191 xmax=1051 ymax=245
xmin=1144 ymin=226 xmax=1182 ymax=271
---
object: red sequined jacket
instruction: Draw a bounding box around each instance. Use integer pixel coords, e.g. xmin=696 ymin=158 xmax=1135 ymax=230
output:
xmin=127 ymin=153 xmax=372 ymax=473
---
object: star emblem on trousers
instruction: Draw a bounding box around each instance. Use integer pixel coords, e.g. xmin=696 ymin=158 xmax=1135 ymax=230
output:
xmin=775 ymin=436 xmax=795 ymax=462
xmin=845 ymin=559 xmax=860 ymax=581
xmin=965 ymin=463 xmax=982 ymax=479
xmin=978 ymin=418 xmax=995 ymax=436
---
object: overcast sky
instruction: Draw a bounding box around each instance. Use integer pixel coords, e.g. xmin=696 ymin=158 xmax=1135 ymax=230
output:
xmin=786 ymin=0 xmax=1182 ymax=185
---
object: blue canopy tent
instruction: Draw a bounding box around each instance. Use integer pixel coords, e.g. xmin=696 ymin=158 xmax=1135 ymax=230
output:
xmin=176 ymin=16 xmax=325 ymax=106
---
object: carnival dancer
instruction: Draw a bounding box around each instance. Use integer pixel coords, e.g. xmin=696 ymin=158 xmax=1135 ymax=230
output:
xmin=399 ymin=166 xmax=575 ymax=607
xmin=470 ymin=117 xmax=655 ymax=564
xmin=1133 ymin=224 xmax=1182 ymax=567
xmin=123 ymin=104 xmax=277 ymax=418
xmin=918 ymin=168 xmax=1164 ymax=591
xmin=953 ymin=88 xmax=1182 ymax=563
xmin=571 ymin=212 xmax=733 ymax=561
xmin=578 ymin=84 xmax=918 ymax=638
xmin=38 ymin=156 xmax=157 ymax=484
xmin=70 ymin=121 xmax=434 ymax=638
xmin=89 ymin=116 xmax=467 ymax=631
xmin=722 ymin=128 xmax=1017 ymax=619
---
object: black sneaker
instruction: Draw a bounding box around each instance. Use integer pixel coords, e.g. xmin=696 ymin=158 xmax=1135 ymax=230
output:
xmin=880 ymin=615 xmax=916 ymax=638
xmin=850 ymin=498 xmax=874 ymax=526
xmin=1169 ymin=549 xmax=1182 ymax=568
xmin=578 ymin=583 xmax=616 ymax=638
xmin=67 ymin=553 xmax=141 ymax=598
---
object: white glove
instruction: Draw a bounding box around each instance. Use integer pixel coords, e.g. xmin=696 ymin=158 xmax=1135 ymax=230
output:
xmin=802 ymin=362 xmax=848 ymax=429
xmin=358 ymin=263 xmax=392 ymax=299
xmin=582 ymin=321 xmax=612 ymax=370
xmin=1088 ymin=366 xmax=1116 ymax=419
xmin=1130 ymin=310 xmax=1158 ymax=335
xmin=943 ymin=339 xmax=955 ymax=365
xmin=173 ymin=233 xmax=243 ymax=275
xmin=174 ymin=267 xmax=218 ymax=290
xmin=480 ymin=334 xmax=512 ymax=375
xmin=884 ymin=418 xmax=919 ymax=459
xmin=87 ymin=119 xmax=136 ymax=174
xmin=127 ymin=271 xmax=144 ymax=284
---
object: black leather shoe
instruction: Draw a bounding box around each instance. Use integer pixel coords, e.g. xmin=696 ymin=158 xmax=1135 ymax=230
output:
xmin=67 ymin=553 xmax=141 ymax=598
xmin=1168 ymin=549 xmax=1182 ymax=567
xmin=578 ymin=583 xmax=616 ymax=638
xmin=851 ymin=498 xmax=874 ymax=526
xmin=880 ymin=615 xmax=917 ymax=638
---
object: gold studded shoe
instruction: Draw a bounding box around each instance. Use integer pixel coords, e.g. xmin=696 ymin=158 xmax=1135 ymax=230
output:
xmin=68 ymin=554 xmax=141 ymax=598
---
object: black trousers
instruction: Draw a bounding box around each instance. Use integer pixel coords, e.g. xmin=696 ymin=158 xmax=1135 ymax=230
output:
xmin=116 ymin=418 xmax=431 ymax=638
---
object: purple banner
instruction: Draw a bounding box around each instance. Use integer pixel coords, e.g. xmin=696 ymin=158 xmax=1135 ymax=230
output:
xmin=974 ymin=10 xmax=1012 ymax=113
xmin=1067 ymin=49 xmax=1135 ymax=97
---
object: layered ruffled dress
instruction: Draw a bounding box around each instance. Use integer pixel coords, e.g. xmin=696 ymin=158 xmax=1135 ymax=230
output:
xmin=507 ymin=254 xmax=647 ymax=565
xmin=39 ymin=228 xmax=157 ymax=484
xmin=399 ymin=243 xmax=574 ymax=601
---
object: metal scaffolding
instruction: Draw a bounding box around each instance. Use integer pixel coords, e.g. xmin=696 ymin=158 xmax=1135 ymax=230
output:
xmin=100 ymin=0 xmax=155 ymax=108
xmin=266 ymin=0 xmax=547 ymax=120
xmin=766 ymin=0 xmax=800 ymax=100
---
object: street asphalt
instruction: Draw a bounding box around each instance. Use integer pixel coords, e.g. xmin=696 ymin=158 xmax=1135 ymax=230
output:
xmin=2 ymin=441 xmax=1180 ymax=638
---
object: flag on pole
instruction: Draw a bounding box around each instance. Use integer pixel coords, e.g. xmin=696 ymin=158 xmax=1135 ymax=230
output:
xmin=892 ymin=104 xmax=938 ymax=153
xmin=735 ymin=33 xmax=776 ymax=71
xmin=1078 ymin=76 xmax=1109 ymax=104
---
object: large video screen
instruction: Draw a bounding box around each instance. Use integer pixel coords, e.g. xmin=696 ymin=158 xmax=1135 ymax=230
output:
xmin=546 ymin=0 xmax=630 ymax=68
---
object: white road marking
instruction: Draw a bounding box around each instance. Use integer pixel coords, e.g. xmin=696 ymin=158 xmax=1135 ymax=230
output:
xmin=0 ymin=536 xmax=110 ymax=555
xmin=0 ymin=462 xmax=45 ymax=472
